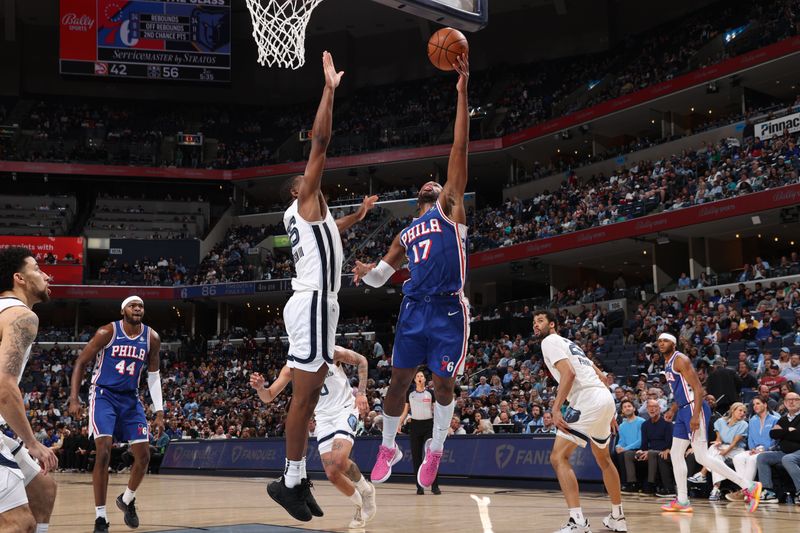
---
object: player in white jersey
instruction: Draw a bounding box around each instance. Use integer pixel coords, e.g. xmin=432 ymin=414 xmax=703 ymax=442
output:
xmin=251 ymin=346 xmax=376 ymax=529
xmin=0 ymin=247 xmax=59 ymax=533
xmin=533 ymin=310 xmax=626 ymax=533
xmin=269 ymin=50 xmax=375 ymax=522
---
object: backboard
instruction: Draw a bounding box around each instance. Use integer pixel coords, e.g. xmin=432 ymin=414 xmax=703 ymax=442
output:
xmin=371 ymin=0 xmax=488 ymax=32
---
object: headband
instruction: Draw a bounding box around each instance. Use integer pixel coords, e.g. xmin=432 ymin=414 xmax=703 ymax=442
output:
xmin=121 ymin=295 xmax=144 ymax=311
xmin=658 ymin=333 xmax=677 ymax=344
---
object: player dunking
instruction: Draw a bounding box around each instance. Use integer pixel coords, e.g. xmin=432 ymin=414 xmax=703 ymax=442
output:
xmin=268 ymin=50 xmax=346 ymax=522
xmin=657 ymin=333 xmax=762 ymax=513
xmin=68 ymin=296 xmax=164 ymax=533
xmin=353 ymin=54 xmax=471 ymax=490
xmin=533 ymin=310 xmax=627 ymax=533
xmin=251 ymin=346 xmax=376 ymax=529
xmin=0 ymin=247 xmax=59 ymax=533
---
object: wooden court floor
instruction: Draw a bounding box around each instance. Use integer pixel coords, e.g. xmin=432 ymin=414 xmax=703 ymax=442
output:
xmin=49 ymin=472 xmax=800 ymax=532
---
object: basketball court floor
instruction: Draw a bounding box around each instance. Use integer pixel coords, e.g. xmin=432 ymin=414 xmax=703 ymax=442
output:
xmin=48 ymin=473 xmax=798 ymax=532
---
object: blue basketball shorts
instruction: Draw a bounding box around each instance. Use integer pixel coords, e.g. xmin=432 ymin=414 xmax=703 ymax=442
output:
xmin=89 ymin=385 xmax=149 ymax=443
xmin=673 ymin=401 xmax=711 ymax=442
xmin=392 ymin=294 xmax=470 ymax=378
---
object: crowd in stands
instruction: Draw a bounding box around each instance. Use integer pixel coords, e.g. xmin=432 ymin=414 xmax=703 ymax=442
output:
xmin=3 ymin=0 xmax=798 ymax=172
xmin=469 ymin=131 xmax=800 ymax=252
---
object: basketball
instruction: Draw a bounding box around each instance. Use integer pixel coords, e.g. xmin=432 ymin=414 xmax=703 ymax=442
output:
xmin=427 ymin=27 xmax=469 ymax=71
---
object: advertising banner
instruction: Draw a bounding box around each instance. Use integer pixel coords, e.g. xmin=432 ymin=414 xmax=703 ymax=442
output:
xmin=161 ymin=435 xmax=603 ymax=482
xmin=0 ymin=236 xmax=84 ymax=284
xmin=755 ymin=111 xmax=800 ymax=139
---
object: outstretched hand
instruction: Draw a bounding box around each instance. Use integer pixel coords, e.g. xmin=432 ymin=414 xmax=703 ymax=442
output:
xmin=453 ymin=53 xmax=469 ymax=92
xmin=249 ymin=372 xmax=266 ymax=390
xmin=356 ymin=195 xmax=379 ymax=221
xmin=322 ymin=51 xmax=344 ymax=89
xmin=352 ymin=260 xmax=375 ymax=286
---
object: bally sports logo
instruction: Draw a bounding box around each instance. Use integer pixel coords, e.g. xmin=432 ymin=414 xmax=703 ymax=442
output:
xmin=62 ymin=13 xmax=94 ymax=32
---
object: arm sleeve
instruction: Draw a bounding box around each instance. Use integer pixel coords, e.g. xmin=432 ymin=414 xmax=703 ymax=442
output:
xmin=362 ymin=260 xmax=396 ymax=288
xmin=147 ymin=371 xmax=164 ymax=412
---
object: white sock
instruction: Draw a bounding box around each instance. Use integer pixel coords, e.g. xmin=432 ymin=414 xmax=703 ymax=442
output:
xmin=354 ymin=475 xmax=370 ymax=493
xmin=284 ymin=458 xmax=304 ymax=488
xmin=381 ymin=415 xmax=400 ymax=449
xmin=430 ymin=400 xmax=455 ymax=452
xmin=348 ymin=488 xmax=363 ymax=507
xmin=300 ymin=456 xmax=307 ymax=479
xmin=122 ymin=487 xmax=136 ymax=505
xmin=36 ymin=525 xmax=49 ymax=533
xmin=569 ymin=507 xmax=585 ymax=524
xmin=612 ymin=503 xmax=623 ymax=518
xmin=96 ymin=506 xmax=107 ymax=520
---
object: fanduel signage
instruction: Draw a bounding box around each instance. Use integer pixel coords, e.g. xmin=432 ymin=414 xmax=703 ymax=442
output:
xmin=755 ymin=111 xmax=800 ymax=139
xmin=160 ymin=435 xmax=603 ymax=481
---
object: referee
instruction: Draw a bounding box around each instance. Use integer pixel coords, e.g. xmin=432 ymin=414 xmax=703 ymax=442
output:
xmin=401 ymin=369 xmax=440 ymax=494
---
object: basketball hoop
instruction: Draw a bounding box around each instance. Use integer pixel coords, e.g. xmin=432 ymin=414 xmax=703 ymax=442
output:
xmin=245 ymin=0 xmax=325 ymax=70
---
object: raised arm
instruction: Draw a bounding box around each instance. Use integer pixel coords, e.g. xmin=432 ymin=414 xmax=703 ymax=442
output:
xmin=249 ymin=365 xmax=292 ymax=404
xmin=333 ymin=346 xmax=369 ymax=415
xmin=0 ymin=307 xmax=57 ymax=472
xmin=147 ymin=328 xmax=164 ymax=433
xmin=69 ymin=324 xmax=114 ymax=417
xmin=336 ymin=195 xmax=379 ymax=234
xmin=297 ymin=51 xmax=344 ymax=221
xmin=440 ymin=54 xmax=470 ymax=225
xmin=352 ymin=233 xmax=406 ymax=286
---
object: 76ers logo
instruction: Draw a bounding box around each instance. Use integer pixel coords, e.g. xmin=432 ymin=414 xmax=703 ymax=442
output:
xmin=440 ymin=356 xmax=455 ymax=374
xmin=137 ymin=424 xmax=149 ymax=437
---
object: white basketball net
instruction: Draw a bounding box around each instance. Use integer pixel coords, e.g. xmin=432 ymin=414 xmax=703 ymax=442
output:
xmin=245 ymin=0 xmax=325 ymax=69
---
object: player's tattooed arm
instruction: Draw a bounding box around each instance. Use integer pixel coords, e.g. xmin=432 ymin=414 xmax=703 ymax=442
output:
xmin=0 ymin=311 xmax=38 ymax=376
xmin=0 ymin=308 xmax=40 ymax=447
xmin=333 ymin=347 xmax=370 ymax=415
xmin=334 ymin=348 xmax=368 ymax=395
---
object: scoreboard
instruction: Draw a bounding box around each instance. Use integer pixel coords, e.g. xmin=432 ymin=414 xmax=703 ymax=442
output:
xmin=59 ymin=0 xmax=231 ymax=83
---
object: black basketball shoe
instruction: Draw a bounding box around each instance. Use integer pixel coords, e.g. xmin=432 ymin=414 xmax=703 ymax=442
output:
xmin=94 ymin=517 xmax=110 ymax=533
xmin=267 ymin=477 xmax=313 ymax=522
xmin=116 ymin=493 xmax=140 ymax=528
xmin=302 ymin=479 xmax=324 ymax=517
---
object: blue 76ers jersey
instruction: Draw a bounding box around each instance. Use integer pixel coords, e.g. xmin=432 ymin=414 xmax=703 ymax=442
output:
xmin=92 ymin=321 xmax=150 ymax=392
xmin=665 ymin=351 xmax=694 ymax=409
xmin=399 ymin=200 xmax=468 ymax=297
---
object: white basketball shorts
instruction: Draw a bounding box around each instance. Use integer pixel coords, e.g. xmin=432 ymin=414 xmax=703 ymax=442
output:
xmin=284 ymin=290 xmax=339 ymax=373
xmin=0 ymin=435 xmax=40 ymax=486
xmin=315 ymin=405 xmax=359 ymax=455
xmin=0 ymin=440 xmax=27 ymax=513
xmin=557 ymin=387 xmax=616 ymax=449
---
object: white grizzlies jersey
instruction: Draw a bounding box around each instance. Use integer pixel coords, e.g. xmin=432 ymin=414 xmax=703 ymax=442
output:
xmin=315 ymin=361 xmax=354 ymax=418
xmin=541 ymin=334 xmax=606 ymax=405
xmin=283 ymin=200 xmax=344 ymax=293
xmin=0 ymin=297 xmax=33 ymax=425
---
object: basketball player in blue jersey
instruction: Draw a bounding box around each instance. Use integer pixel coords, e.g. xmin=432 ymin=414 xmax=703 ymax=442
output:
xmin=68 ymin=296 xmax=164 ymax=533
xmin=657 ymin=333 xmax=762 ymax=513
xmin=353 ymin=54 xmax=471 ymax=490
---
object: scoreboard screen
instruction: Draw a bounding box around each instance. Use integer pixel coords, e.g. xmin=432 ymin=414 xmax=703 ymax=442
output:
xmin=59 ymin=0 xmax=231 ymax=83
